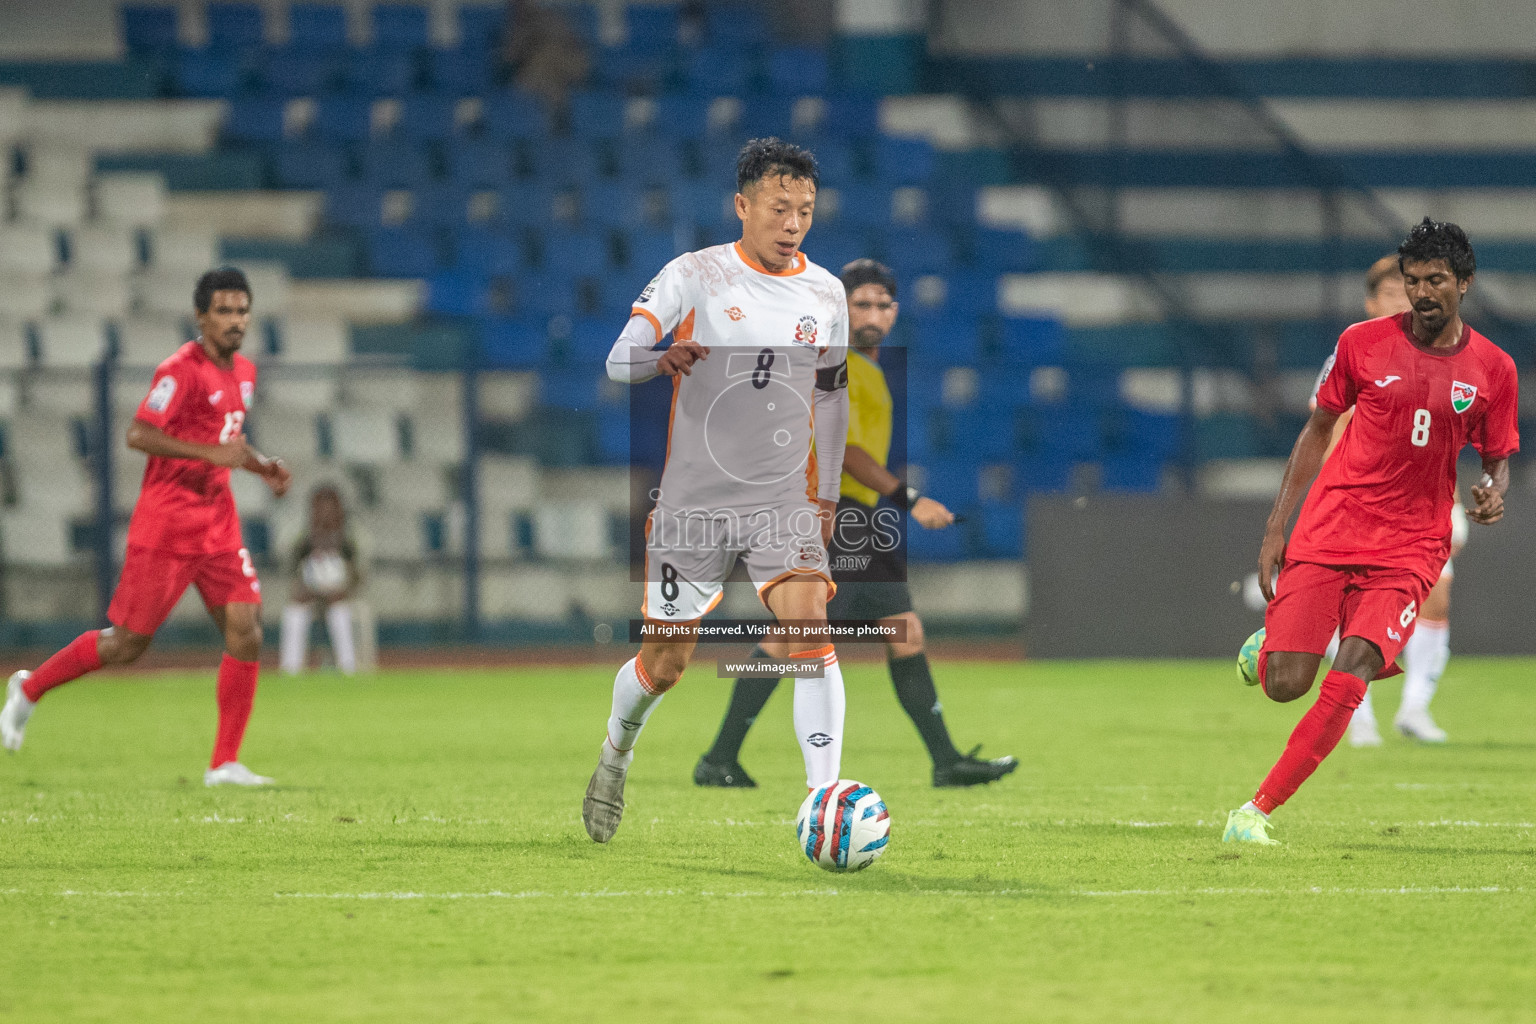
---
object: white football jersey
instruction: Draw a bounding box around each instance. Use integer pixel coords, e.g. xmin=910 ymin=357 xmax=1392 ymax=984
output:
xmin=629 ymin=242 xmax=849 ymax=513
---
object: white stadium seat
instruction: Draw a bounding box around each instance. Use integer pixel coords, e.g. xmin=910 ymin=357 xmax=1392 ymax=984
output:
xmin=343 ymin=367 xmax=420 ymax=411
xmin=415 ymin=372 xmax=465 ymax=421
xmin=532 ymin=502 xmax=613 ymax=561
xmin=477 ymin=509 xmax=516 ymax=559
xmin=0 ymin=273 xmax=53 ymax=319
xmin=355 ymin=506 xmax=428 ymax=560
xmin=0 ymin=224 xmax=59 ymax=275
xmin=132 ymin=271 xmax=194 ymax=316
xmin=278 ymin=316 xmax=349 ymax=363
xmin=477 ymin=371 xmax=537 ymax=420
xmin=12 ymin=178 xmax=89 ymax=226
xmin=540 ymin=467 xmax=630 ymax=512
xmin=115 ymin=316 xmax=188 ymax=368
xmin=477 ymin=456 xmax=539 ymax=512
xmin=27 ymin=370 xmax=97 ymax=417
xmin=7 ymin=412 xmax=80 ymax=469
xmin=0 ymin=511 xmax=75 ymax=567
xmin=331 ymin=407 xmax=400 ymax=464
xmin=112 ymin=369 xmax=155 ymax=415
xmin=148 ymin=229 xmax=219 ymax=273
xmin=23 ymin=147 xmax=92 ymax=188
xmin=0 ymin=320 xmax=32 ymax=369
xmin=94 ymin=173 xmax=168 ymax=228
xmin=254 ymin=365 xmax=341 ymax=412
xmin=53 ymin=272 xmax=133 ymax=318
xmin=14 ymin=462 xmax=93 ymax=516
xmin=249 ymin=410 xmax=321 ymax=461
xmin=376 ymin=460 xmax=453 ymax=513
xmin=229 ymin=466 xmax=274 ymax=517
xmin=409 ymin=408 xmax=466 ymax=464
xmin=66 ymin=225 xmax=139 ymax=275
xmin=35 ymin=316 xmax=109 ymax=368
xmin=0 ymin=373 xmax=17 ymax=418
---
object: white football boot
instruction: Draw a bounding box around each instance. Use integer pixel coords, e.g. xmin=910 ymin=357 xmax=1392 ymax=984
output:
xmin=1395 ymin=708 xmax=1448 ymax=743
xmin=1 ymin=671 xmax=36 ymax=752
xmin=205 ymin=761 xmax=274 ymax=786
xmin=582 ymin=744 xmax=630 ymax=843
xmin=1348 ymin=696 xmax=1383 ymax=748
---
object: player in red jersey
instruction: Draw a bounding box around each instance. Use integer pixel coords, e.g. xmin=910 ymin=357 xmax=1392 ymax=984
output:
xmin=0 ymin=268 xmax=293 ymax=785
xmin=1224 ymin=219 xmax=1518 ymax=844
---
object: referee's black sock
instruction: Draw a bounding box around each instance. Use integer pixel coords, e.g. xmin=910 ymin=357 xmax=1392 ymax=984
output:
xmin=890 ymin=651 xmax=961 ymax=767
xmin=704 ymin=645 xmax=780 ymax=765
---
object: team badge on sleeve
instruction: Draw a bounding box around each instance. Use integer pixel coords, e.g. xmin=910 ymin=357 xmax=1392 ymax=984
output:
xmin=1451 ymin=380 xmax=1477 ymax=413
xmin=239 ymin=380 xmax=254 ymax=406
xmin=146 ymin=375 xmax=177 ymax=412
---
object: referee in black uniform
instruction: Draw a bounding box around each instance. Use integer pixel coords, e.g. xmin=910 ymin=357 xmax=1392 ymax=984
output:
xmin=694 ymin=259 xmax=1018 ymax=788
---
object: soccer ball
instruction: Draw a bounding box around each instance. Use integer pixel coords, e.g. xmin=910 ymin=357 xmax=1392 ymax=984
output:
xmin=795 ymin=780 xmax=889 ymax=872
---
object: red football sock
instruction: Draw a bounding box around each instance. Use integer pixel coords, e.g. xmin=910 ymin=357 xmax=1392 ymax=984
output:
xmin=210 ymin=654 xmax=260 ymax=769
xmin=22 ymin=631 xmax=103 ymax=702
xmin=1253 ymin=669 xmax=1367 ymax=815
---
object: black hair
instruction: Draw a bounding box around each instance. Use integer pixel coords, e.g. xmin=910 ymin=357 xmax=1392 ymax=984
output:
xmin=735 ymin=137 xmax=819 ymax=193
xmin=840 ymin=258 xmax=897 ymax=300
xmin=194 ymin=266 xmax=252 ymax=313
xmin=1397 ymin=217 xmax=1476 ymax=281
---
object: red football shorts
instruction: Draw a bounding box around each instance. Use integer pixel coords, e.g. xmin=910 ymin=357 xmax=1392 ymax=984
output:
xmin=108 ymin=545 xmax=262 ymax=635
xmin=1262 ymin=560 xmax=1431 ymax=680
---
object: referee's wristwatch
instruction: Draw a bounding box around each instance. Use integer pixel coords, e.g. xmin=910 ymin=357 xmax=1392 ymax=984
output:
xmin=889 ymin=480 xmax=921 ymax=509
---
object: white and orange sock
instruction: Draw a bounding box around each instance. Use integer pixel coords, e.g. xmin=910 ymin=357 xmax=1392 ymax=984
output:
xmin=603 ymin=655 xmax=671 ymax=764
xmin=790 ymin=644 xmax=844 ymax=788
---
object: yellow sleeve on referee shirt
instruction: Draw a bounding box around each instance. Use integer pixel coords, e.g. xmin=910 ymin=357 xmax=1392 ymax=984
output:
xmin=840 ymin=350 xmax=893 ymax=507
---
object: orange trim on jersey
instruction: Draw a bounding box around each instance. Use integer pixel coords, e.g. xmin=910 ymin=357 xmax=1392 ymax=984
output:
xmin=804 ymin=400 xmax=818 ymax=503
xmin=673 ymin=307 xmax=696 ymax=342
xmin=734 ymin=241 xmax=807 ymax=277
xmin=631 ymin=307 xmax=662 ymax=341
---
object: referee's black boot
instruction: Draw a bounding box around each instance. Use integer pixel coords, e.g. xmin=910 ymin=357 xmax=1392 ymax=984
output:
xmin=693 ymin=756 xmax=758 ymax=788
xmin=932 ymin=746 xmax=1019 ymax=787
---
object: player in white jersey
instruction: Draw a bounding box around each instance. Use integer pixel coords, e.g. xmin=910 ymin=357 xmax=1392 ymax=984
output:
xmin=582 ymin=139 xmax=851 ymax=843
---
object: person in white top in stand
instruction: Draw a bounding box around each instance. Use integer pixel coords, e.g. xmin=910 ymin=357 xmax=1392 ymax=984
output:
xmin=583 ymin=138 xmax=851 ymax=843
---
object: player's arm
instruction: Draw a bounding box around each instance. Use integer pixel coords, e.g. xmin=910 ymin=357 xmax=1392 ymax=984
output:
xmin=812 ymin=363 xmax=849 ymax=544
xmin=1257 ymin=404 xmax=1340 ymax=601
xmin=125 ymin=421 xmax=290 ymax=496
xmin=1469 ymin=458 xmax=1509 ymax=525
xmin=842 ymin=445 xmax=954 ymax=529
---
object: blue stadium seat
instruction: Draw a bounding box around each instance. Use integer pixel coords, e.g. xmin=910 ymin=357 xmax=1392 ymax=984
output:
xmin=123 ymin=6 xmax=179 ymax=53
xmin=809 ymin=139 xmax=857 ymax=186
xmin=499 ymin=183 xmax=558 ymax=227
xmin=364 ymin=227 xmax=442 ymax=277
xmin=1100 ymin=454 xmax=1165 ymax=493
xmin=325 ymin=185 xmax=386 ymax=227
xmin=906 ymin=521 xmax=966 ymax=562
xmin=908 ymin=312 xmax=981 ymax=365
xmin=835 ymin=186 xmax=893 ymax=227
xmin=739 ymin=96 xmax=797 ymax=140
xmin=344 ymin=47 xmax=419 ymax=94
xmin=624 ymin=4 xmax=680 ymax=53
xmin=263 ymin=46 xmax=344 ymax=95
xmin=976 ymin=500 xmax=1025 ymax=558
xmin=925 ymin=272 xmax=998 ymax=317
xmin=426 ymin=270 xmax=492 ymax=316
xmin=872 ymin=137 xmax=937 ymax=186
xmin=458 ymin=4 xmax=505 ymax=52
xmin=567 ymin=318 xmax=620 ymax=364
xmin=947 ymin=409 xmax=1017 ymax=461
xmin=453 ymin=226 xmax=528 ymax=276
xmin=801 ymin=229 xmax=867 ymax=275
xmin=705 ymin=4 xmax=768 ymax=47
xmin=542 ymin=231 xmax=613 ymax=276
xmin=652 ymin=93 xmax=714 ymax=140
xmin=482 ymin=90 xmax=551 ymax=138
xmin=207 ymin=3 xmax=264 ymax=49
xmin=1026 ymin=407 xmax=1102 ymax=461
xmin=395 ymin=92 xmax=460 ymax=141
xmin=596 ymin=408 xmax=630 ymax=465
xmin=997 ymin=316 xmax=1066 ymax=364
xmin=1014 ymin=452 xmax=1075 ymax=494
xmin=373 ymin=4 xmax=429 ymax=49
xmin=427 ymin=47 xmax=494 ymax=94
xmin=976 ymin=367 xmax=1031 ymax=412
xmin=769 ymin=47 xmax=830 ymax=95
xmin=289 ymin=4 xmax=348 ymax=48
xmin=581 ymin=181 xmax=651 ymax=230
xmin=221 ymin=96 xmax=287 ymax=142
xmin=275 ymin=140 xmax=351 ymax=188
xmin=527 ymin=138 xmax=603 ymax=186
xmin=1123 ymin=410 xmax=1182 ymax=459
xmin=514 ymin=273 xmax=581 ymax=318
xmin=479 ymin=317 xmax=550 ymax=369
xmin=667 ymin=181 xmax=733 ymax=227
xmin=568 ymin=91 xmax=629 ymax=138
xmin=822 ymin=95 xmax=882 ymax=134
xmin=357 ymin=140 xmax=433 ymax=187
xmin=409 ymin=185 xmax=473 ymax=226
xmin=313 ymin=94 xmax=376 ymax=142
xmin=590 ymin=45 xmax=671 ymax=93
xmin=175 ymin=48 xmax=250 ymax=97
xmin=879 ymin=228 xmax=957 ymax=277
xmin=683 ymin=48 xmax=755 ymax=94
xmin=971 ymin=228 xmax=1040 ymax=274
xmin=620 ymin=229 xmax=680 ymax=273
xmin=447 ymin=138 xmax=514 ymax=188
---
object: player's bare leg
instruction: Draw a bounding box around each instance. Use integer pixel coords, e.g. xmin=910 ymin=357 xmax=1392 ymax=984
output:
xmin=585 ymin=631 xmax=694 ymax=842
xmin=1226 ymin=640 xmax=1380 ymax=843
xmin=1397 ymin=575 xmax=1452 ymax=742
xmin=204 ymin=602 xmax=271 ymax=786
xmin=762 ymin=577 xmax=845 ymax=789
xmin=2 ymin=627 xmax=153 ymax=752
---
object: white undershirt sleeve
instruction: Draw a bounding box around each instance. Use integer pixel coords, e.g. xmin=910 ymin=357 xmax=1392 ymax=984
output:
xmin=813 ymin=384 xmax=849 ymax=502
xmin=605 ymin=315 xmax=664 ymax=384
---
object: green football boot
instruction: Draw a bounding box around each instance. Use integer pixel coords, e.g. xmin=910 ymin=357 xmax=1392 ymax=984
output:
xmin=1222 ymin=807 xmax=1279 ymax=845
xmin=1236 ymin=627 xmax=1265 ymax=687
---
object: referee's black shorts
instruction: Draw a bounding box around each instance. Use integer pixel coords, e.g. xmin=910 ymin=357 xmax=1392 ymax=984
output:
xmin=827 ymin=496 xmax=914 ymax=623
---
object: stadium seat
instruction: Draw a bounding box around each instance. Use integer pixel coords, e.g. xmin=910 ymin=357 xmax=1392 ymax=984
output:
xmin=532 ymin=503 xmax=612 ymax=560
xmin=447 ymin=138 xmax=515 ymax=188
xmin=94 ymin=174 xmax=168 ymax=228
xmin=738 ymin=96 xmax=797 ymax=140
xmin=425 ymin=271 xmax=492 ymax=316
xmin=115 ymin=317 xmax=185 ymax=368
xmin=344 ymin=46 xmax=419 ymax=94
xmin=0 ymin=225 xmax=60 ymax=275
xmin=276 ymin=317 xmax=350 ymax=364
xmin=410 ymin=408 xmax=467 ymax=464
xmin=289 ymin=4 xmax=349 ymax=48
xmin=326 ymin=185 xmax=386 ymax=227
xmin=0 ymin=275 xmax=51 ymax=320
xmin=651 ymin=94 xmax=714 ymax=141
xmin=53 ymin=272 xmax=132 ymax=318
xmin=997 ymin=316 xmax=1067 ymax=364
xmin=395 ymin=92 xmax=461 ymax=142
xmin=331 ymin=408 xmax=401 ymax=464
xmin=255 ymin=365 xmax=341 ymax=411
xmin=667 ymin=181 xmax=733 ymax=228
xmin=148 ymin=229 xmax=220 ymax=274
xmin=478 ymin=456 xmax=540 ymax=511
xmin=261 ymin=46 xmax=345 ymax=96
xmin=12 ymin=179 xmax=88 ymax=226
xmin=482 ymin=91 xmax=550 ymax=139
xmin=207 ymin=3 xmax=264 ymax=50
xmin=872 ymin=137 xmax=937 ymax=187
xmin=879 ymin=227 xmax=957 ymax=277
xmin=453 ymin=227 xmax=527 ymax=276
xmin=971 ymin=228 xmax=1040 ymax=274
xmin=1100 ymin=454 xmax=1166 ymax=493
xmin=372 ymin=4 xmax=430 ymax=49
xmin=499 ymin=183 xmax=557 ymax=226
xmin=122 ymin=5 xmax=179 ymax=54
xmin=581 ymin=181 xmax=652 ymax=231
xmin=458 ymin=4 xmax=505 ymax=53
xmin=568 ymin=91 xmax=629 ymax=138
xmin=0 ymin=321 xmax=33 ymax=370
xmin=705 ymin=4 xmax=768 ymax=47
xmin=905 ymin=518 xmax=966 ymax=562
xmin=377 ymin=461 xmax=453 ymax=513
xmin=313 ymin=94 xmax=377 ymax=142
xmin=480 ymin=317 xmax=551 ymax=369
xmin=221 ymin=96 xmax=288 ymax=143
xmin=683 ymin=48 xmax=755 ymax=95
xmin=0 ymin=511 xmax=77 ymax=567
xmin=427 ymin=46 xmax=494 ymax=95
xmin=252 ymin=409 xmax=322 ymax=460
xmin=365 ymin=227 xmax=443 ymax=277
xmin=768 ymin=47 xmax=830 ymax=95
xmin=835 ymin=186 xmax=894 ymax=228
xmin=613 ymin=135 xmax=686 ymax=187
xmin=275 ymin=140 xmax=352 ymax=189
xmin=357 ymin=141 xmax=434 ymax=188
xmin=976 ymin=500 xmax=1025 ymax=558
xmin=174 ymin=47 xmax=252 ymax=97
xmin=35 ymin=316 xmax=108 ymax=369
xmin=619 ymin=229 xmax=680 ymax=273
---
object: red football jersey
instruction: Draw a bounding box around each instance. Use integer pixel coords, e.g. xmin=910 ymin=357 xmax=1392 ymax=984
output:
xmin=1290 ymin=312 xmax=1519 ymax=584
xmin=127 ymin=340 xmax=257 ymax=555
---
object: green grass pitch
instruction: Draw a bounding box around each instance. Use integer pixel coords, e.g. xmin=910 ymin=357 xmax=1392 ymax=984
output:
xmin=2 ymin=656 xmax=1533 ymax=1022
